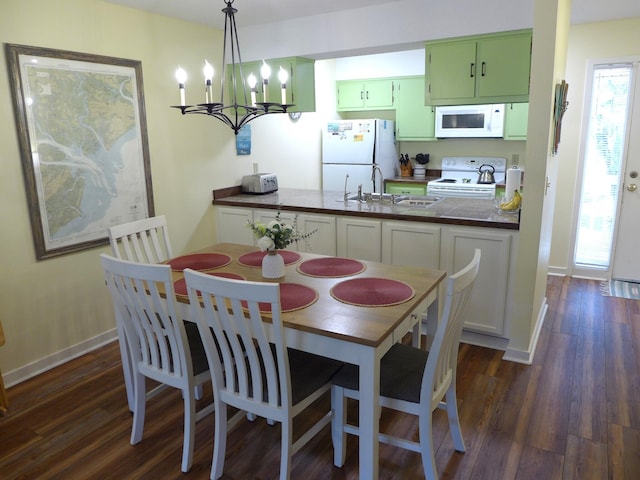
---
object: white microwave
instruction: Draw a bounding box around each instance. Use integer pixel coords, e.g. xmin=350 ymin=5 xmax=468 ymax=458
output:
xmin=435 ymin=104 xmax=505 ymax=138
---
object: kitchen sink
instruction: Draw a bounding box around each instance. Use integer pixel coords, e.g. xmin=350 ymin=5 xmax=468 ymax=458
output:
xmin=339 ymin=193 xmax=404 ymax=204
xmin=338 ymin=193 xmax=443 ymax=208
xmin=395 ymin=196 xmax=443 ymax=207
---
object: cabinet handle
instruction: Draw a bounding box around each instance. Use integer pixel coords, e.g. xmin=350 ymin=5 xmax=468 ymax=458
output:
xmin=361 ymin=91 xmax=364 ymax=100
xmin=482 ymin=61 xmax=486 ymax=76
xmin=366 ymin=90 xmax=369 ymax=100
xmin=470 ymin=63 xmax=475 ymax=78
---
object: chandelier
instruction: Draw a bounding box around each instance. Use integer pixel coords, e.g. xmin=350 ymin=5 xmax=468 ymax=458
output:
xmin=171 ymin=0 xmax=292 ymax=135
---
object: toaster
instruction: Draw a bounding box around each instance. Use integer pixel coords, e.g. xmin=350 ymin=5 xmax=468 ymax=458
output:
xmin=241 ymin=173 xmax=278 ymax=194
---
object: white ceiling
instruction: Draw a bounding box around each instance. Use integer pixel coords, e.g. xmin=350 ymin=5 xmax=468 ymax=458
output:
xmin=105 ymin=0 xmax=640 ymax=28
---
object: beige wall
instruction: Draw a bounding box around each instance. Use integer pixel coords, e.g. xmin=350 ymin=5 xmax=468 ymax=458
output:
xmin=549 ymin=17 xmax=640 ymax=275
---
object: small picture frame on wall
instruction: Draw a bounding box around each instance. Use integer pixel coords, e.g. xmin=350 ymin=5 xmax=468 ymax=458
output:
xmin=5 ymin=44 xmax=154 ymax=259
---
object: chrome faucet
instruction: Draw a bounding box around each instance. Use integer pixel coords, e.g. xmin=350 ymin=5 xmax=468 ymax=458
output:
xmin=372 ymin=165 xmax=383 ymax=199
xmin=343 ymin=173 xmax=350 ymax=202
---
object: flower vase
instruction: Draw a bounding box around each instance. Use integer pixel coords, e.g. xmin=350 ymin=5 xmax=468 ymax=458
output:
xmin=262 ymin=250 xmax=285 ymax=279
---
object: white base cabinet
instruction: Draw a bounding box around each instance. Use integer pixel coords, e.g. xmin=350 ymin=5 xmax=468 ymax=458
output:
xmin=336 ymin=217 xmax=382 ymax=262
xmin=296 ymin=213 xmax=337 ymax=256
xmin=441 ymin=226 xmax=513 ymax=336
xmin=382 ymin=221 xmax=441 ymax=270
xmin=216 ymin=207 xmax=254 ymax=246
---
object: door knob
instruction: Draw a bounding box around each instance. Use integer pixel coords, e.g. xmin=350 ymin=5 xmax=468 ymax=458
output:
xmin=627 ymin=183 xmax=637 ymax=192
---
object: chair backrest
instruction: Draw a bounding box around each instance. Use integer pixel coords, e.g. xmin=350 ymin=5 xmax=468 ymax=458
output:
xmin=108 ymin=215 xmax=173 ymax=264
xmin=100 ymin=253 xmax=195 ymax=387
xmin=183 ymin=269 xmax=291 ymax=420
xmin=422 ymin=249 xmax=481 ymax=411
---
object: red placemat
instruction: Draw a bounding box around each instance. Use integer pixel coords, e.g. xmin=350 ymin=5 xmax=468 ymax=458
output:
xmin=297 ymin=257 xmax=366 ymax=278
xmin=167 ymin=253 xmax=231 ymax=271
xmin=330 ymin=277 xmax=415 ymax=307
xmin=237 ymin=250 xmax=301 ymax=267
xmin=243 ymin=283 xmax=318 ymax=313
xmin=173 ymin=272 xmax=245 ymax=297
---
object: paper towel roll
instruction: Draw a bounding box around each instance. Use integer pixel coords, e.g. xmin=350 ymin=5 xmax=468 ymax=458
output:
xmin=505 ymin=166 xmax=523 ymax=201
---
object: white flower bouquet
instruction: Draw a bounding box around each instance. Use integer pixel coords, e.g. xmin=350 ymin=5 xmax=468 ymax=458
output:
xmin=247 ymin=209 xmax=316 ymax=251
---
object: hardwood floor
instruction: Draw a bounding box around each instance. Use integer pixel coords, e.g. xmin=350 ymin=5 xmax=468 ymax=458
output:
xmin=2 ymin=276 xmax=640 ymax=479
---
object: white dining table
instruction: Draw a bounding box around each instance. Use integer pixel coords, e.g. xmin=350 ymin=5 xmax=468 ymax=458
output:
xmin=171 ymin=242 xmax=446 ymax=479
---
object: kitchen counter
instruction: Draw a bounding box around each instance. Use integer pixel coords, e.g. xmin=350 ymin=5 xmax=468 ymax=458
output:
xmin=212 ymin=187 xmax=519 ymax=230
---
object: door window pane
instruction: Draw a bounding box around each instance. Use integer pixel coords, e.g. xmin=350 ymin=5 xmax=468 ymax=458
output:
xmin=574 ymin=64 xmax=631 ymax=268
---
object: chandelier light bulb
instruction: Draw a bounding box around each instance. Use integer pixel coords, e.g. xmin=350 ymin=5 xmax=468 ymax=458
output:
xmin=175 ymin=66 xmax=187 ymax=84
xmin=278 ymin=67 xmax=288 ymax=104
xmin=247 ymin=73 xmax=257 ymax=106
xmin=203 ymin=60 xmax=214 ymax=103
xmin=175 ymin=66 xmax=187 ymax=106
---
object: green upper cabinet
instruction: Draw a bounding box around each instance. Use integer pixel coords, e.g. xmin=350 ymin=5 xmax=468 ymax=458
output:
xmin=395 ymin=76 xmax=436 ymax=141
xmin=227 ymin=56 xmax=316 ymax=113
xmin=503 ymin=102 xmax=529 ymax=140
xmin=336 ymin=78 xmax=396 ymax=111
xmin=425 ymin=29 xmax=532 ymax=106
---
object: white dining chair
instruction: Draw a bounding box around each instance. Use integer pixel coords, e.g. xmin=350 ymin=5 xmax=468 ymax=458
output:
xmin=108 ymin=215 xmax=173 ymax=264
xmin=183 ymin=269 xmax=343 ymax=480
xmin=100 ymin=254 xmax=214 ymax=473
xmin=330 ymin=248 xmax=481 ymax=480
xmin=108 ymin=215 xmax=185 ymax=411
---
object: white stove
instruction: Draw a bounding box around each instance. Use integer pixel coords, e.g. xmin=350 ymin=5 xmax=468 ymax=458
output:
xmin=427 ymin=157 xmax=506 ymax=198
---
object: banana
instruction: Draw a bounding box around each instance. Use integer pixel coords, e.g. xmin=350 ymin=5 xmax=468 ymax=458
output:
xmin=499 ymin=190 xmax=522 ymax=211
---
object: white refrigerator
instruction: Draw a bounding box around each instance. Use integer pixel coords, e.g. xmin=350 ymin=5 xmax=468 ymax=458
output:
xmin=322 ymin=119 xmax=398 ymax=193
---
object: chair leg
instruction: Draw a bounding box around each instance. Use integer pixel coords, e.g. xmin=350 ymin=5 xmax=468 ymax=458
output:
xmin=116 ymin=322 xmax=135 ymax=412
xmin=279 ymin=416 xmax=293 ymax=480
xmin=445 ymin=385 xmax=465 ymax=452
xmin=212 ymin=401 xmax=228 ymax=480
xmin=330 ymin=385 xmax=347 ymax=467
xmin=181 ymin=387 xmax=197 ymax=472
xmin=418 ymin=410 xmax=438 ymax=480
xmin=130 ymin=373 xmax=146 ymax=445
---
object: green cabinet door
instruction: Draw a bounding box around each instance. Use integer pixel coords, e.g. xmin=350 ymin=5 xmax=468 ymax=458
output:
xmin=477 ymin=34 xmax=532 ymax=99
xmin=427 ymin=41 xmax=477 ymax=102
xmin=396 ymin=76 xmax=437 ymax=141
xmin=336 ymin=81 xmax=366 ymax=109
xmin=503 ymin=103 xmax=529 ymax=140
xmin=364 ymin=79 xmax=395 ymax=108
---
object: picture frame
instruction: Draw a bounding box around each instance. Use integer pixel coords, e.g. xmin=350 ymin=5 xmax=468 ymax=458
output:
xmin=5 ymin=44 xmax=154 ymax=259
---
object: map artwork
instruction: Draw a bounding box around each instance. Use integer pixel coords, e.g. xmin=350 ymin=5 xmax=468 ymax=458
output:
xmin=19 ymin=54 xmax=150 ymax=252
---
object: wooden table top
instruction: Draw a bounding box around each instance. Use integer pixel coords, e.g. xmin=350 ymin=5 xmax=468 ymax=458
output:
xmin=169 ymin=243 xmax=446 ymax=348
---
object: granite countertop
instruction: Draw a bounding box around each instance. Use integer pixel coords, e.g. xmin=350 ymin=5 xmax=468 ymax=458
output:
xmin=212 ymin=187 xmax=519 ymax=230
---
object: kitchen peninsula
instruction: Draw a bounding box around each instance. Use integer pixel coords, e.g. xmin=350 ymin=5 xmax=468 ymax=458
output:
xmin=213 ymin=187 xmax=519 ymax=350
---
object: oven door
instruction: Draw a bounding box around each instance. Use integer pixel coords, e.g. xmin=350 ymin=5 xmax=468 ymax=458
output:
xmin=427 ymin=183 xmax=496 ymax=199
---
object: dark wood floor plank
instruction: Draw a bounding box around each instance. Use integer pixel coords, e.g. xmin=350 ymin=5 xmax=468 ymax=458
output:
xmin=563 ymin=434 xmax=608 ymax=480
xmin=605 ymin=321 xmax=640 ymax=429
xmin=568 ymin=326 xmax=608 ymax=443
xmin=525 ymin=331 xmax=576 ymax=454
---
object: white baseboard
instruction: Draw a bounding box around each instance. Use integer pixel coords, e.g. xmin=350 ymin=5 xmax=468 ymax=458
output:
xmin=4 ymin=328 xmax=118 ymax=388
xmin=502 ymin=298 xmax=548 ymax=365
xmin=547 ymin=265 xmax=568 ymax=276
xmin=460 ymin=330 xmax=509 ymax=351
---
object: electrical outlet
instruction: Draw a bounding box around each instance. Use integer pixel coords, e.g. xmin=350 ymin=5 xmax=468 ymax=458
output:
xmin=253 ymin=162 xmax=259 ymax=174
xmin=511 ymin=153 xmax=520 ymax=165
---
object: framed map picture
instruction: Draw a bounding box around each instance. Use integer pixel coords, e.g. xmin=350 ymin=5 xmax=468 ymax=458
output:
xmin=5 ymin=44 xmax=154 ymax=259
